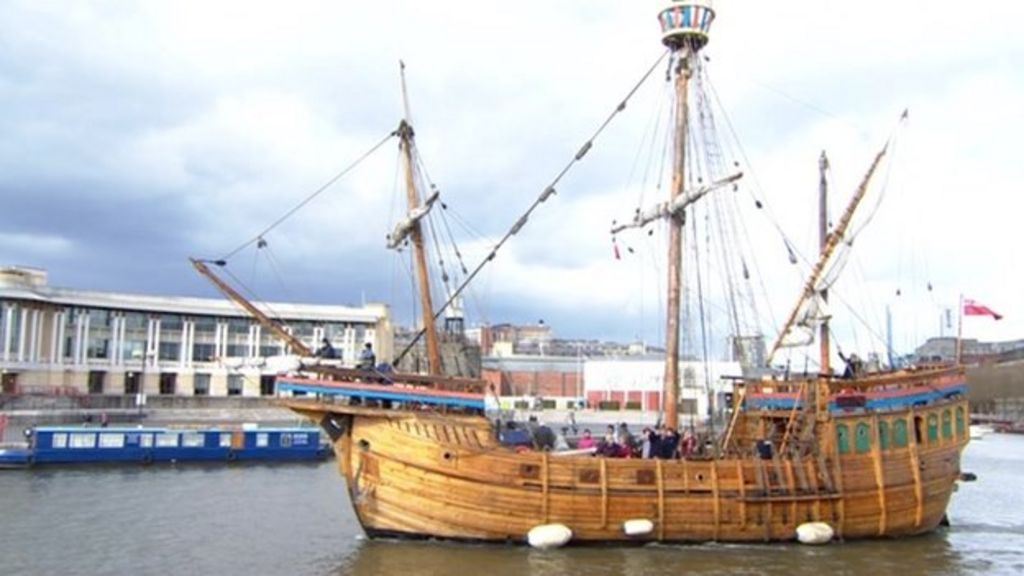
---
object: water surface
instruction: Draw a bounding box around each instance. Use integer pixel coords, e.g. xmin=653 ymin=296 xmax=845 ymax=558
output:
xmin=2 ymin=432 xmax=1021 ymax=575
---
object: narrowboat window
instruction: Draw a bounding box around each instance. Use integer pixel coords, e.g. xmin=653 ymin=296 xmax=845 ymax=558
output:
xmin=181 ymin=433 xmax=204 ymax=448
xmin=98 ymin=433 xmax=125 ymax=448
xmin=156 ymin=433 xmax=179 ymax=448
xmin=52 ymin=433 xmax=68 ymax=449
xmin=927 ymin=414 xmax=939 ymax=443
xmin=280 ymin=433 xmax=292 ymax=448
xmin=893 ymin=420 xmax=909 ymax=448
xmin=956 ymin=407 xmax=966 ymax=438
xmin=69 ymin=433 xmax=97 ymax=449
xmin=256 ymin=433 xmax=269 ymax=448
xmin=219 ymin=433 xmax=232 ymax=448
xmin=140 ymin=434 xmax=153 ymax=448
xmin=878 ymin=421 xmax=891 ymax=450
xmin=941 ymin=410 xmax=953 ymax=440
xmin=836 ymin=424 xmax=850 ymax=455
xmin=292 ymin=433 xmax=309 ymax=446
xmin=855 ymin=423 xmax=871 ymax=454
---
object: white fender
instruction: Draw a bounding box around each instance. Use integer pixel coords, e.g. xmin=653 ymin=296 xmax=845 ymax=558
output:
xmin=527 ymin=523 xmax=573 ymax=549
xmin=796 ymin=522 xmax=834 ymax=545
xmin=622 ymin=519 xmax=654 ymax=536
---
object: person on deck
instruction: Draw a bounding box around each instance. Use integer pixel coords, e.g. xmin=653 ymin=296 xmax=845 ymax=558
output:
xmin=641 ymin=427 xmax=661 ymax=458
xmin=616 ymin=423 xmax=636 ymax=455
xmin=681 ymin=429 xmax=698 ymax=459
xmin=658 ymin=427 xmax=681 ymax=459
xmin=599 ymin=425 xmax=620 ymax=457
xmin=577 ymin=429 xmax=597 ymax=451
xmin=838 ymin=350 xmax=863 ymax=379
xmin=358 ymin=342 xmax=376 ymax=370
xmin=315 ymin=338 xmax=338 ymax=359
xmin=554 ymin=427 xmax=571 ymax=452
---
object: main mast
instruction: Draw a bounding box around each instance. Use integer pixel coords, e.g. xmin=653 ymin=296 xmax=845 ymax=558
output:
xmin=658 ymin=1 xmax=716 ymax=430
xmin=397 ymin=64 xmax=443 ymax=376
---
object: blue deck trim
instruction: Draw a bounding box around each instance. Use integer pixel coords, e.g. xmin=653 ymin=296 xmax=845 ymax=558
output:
xmin=278 ymin=381 xmax=485 ymax=410
xmin=746 ymin=384 xmax=968 ymax=412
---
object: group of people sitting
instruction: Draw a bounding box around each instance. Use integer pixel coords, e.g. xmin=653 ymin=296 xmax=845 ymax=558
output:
xmin=575 ymin=423 xmax=700 ymax=459
xmin=500 ymin=420 xmax=702 ymax=459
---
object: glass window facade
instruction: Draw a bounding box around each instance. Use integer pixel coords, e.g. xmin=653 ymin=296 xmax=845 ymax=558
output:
xmin=227 ymin=374 xmax=243 ymax=396
xmin=193 ymin=373 xmax=211 ymax=396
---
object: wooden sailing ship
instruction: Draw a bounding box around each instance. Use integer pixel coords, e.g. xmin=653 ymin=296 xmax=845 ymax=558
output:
xmin=198 ymin=1 xmax=970 ymax=544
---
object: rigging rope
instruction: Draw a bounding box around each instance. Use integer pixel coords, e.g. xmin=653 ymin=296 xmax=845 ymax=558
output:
xmin=220 ymin=130 xmax=398 ymax=262
xmin=394 ymin=50 xmax=670 ymax=364
xmin=690 ymin=204 xmax=716 ymax=444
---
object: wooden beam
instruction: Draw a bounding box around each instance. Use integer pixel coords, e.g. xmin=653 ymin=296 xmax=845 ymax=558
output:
xmin=870 ymin=414 xmax=888 ymax=535
xmin=907 ymin=409 xmax=924 ymax=528
xmin=657 ymin=459 xmax=666 ymax=541
xmin=600 ymin=458 xmax=609 ymax=528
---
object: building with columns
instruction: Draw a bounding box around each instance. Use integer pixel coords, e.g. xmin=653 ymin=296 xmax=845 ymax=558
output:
xmin=0 ymin=266 xmax=392 ymax=397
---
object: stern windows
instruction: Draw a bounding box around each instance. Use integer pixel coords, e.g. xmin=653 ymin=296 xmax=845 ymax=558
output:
xmin=855 ymin=423 xmax=871 ymax=454
xmin=893 ymin=420 xmax=909 ymax=448
xmin=927 ymin=414 xmax=939 ymax=443
xmin=878 ymin=421 xmax=891 ymax=450
xmin=942 ymin=410 xmax=953 ymax=440
xmin=836 ymin=424 xmax=850 ymax=455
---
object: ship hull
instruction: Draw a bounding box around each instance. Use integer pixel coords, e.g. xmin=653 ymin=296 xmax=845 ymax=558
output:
xmin=290 ymin=398 xmax=968 ymax=544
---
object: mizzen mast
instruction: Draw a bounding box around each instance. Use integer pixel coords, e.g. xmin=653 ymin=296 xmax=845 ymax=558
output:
xmin=818 ymin=152 xmax=831 ymax=375
xmin=659 ymin=1 xmax=716 ymax=430
xmin=767 ymin=143 xmax=889 ymax=366
xmin=396 ymin=63 xmax=443 ymax=376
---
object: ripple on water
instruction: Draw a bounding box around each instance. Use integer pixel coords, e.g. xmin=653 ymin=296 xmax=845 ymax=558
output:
xmin=1 ymin=434 xmax=1023 ymax=575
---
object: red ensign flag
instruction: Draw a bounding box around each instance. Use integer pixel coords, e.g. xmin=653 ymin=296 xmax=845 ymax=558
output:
xmin=964 ymin=299 xmax=1003 ymax=320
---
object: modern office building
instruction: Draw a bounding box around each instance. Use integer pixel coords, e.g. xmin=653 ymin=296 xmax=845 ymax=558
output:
xmin=0 ymin=266 xmax=392 ymax=397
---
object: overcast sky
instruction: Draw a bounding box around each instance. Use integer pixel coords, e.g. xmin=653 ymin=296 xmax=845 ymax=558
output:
xmin=1 ymin=1 xmax=1021 ymax=361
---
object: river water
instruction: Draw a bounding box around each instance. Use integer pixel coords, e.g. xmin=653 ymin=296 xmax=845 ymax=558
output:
xmin=1 ymin=433 xmax=1022 ymax=576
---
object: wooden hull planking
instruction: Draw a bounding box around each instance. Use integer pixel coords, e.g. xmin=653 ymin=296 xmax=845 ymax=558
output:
xmin=289 ymin=397 xmax=968 ymax=544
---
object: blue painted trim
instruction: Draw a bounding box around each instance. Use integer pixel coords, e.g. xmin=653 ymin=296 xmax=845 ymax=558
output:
xmin=746 ymin=384 xmax=968 ymax=412
xmin=278 ymin=382 xmax=485 ymax=410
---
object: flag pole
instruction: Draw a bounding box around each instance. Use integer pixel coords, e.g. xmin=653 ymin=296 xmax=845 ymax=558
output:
xmin=956 ymin=293 xmax=963 ymax=365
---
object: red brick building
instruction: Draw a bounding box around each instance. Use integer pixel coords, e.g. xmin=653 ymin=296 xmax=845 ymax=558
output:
xmin=482 ymin=356 xmax=582 ymax=398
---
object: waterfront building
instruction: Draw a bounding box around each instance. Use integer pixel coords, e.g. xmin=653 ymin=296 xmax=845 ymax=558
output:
xmin=481 ymin=353 xmax=740 ymax=418
xmin=482 ymin=355 xmax=583 ymax=402
xmin=583 ymin=356 xmax=741 ymax=419
xmin=915 ymin=336 xmax=1024 ymax=364
xmin=0 ymin=266 xmax=392 ymax=397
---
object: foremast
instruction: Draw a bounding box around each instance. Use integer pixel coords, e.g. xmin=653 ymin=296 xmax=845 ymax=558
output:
xmin=395 ymin=64 xmax=443 ymax=376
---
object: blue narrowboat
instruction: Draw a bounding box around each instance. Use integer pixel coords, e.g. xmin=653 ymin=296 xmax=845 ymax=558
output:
xmin=3 ymin=426 xmax=330 ymax=467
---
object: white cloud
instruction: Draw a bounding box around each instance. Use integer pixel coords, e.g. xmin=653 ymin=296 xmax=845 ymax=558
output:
xmin=1 ymin=0 xmax=1020 ymax=355
xmin=0 ymin=232 xmax=74 ymax=259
